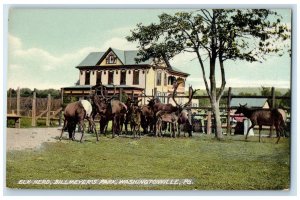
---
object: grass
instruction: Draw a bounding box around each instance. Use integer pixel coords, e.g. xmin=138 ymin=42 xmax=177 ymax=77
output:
xmin=6 ymin=133 xmax=290 ymax=190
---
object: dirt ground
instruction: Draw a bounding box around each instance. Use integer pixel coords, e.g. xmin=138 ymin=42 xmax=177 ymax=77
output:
xmin=6 ymin=127 xmax=67 ymax=151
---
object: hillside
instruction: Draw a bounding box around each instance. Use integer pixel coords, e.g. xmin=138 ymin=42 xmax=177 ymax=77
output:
xmin=194 ymin=87 xmax=290 ymax=96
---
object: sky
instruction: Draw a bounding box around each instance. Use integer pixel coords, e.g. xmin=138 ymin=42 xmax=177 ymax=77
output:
xmin=6 ymin=8 xmax=292 ymax=90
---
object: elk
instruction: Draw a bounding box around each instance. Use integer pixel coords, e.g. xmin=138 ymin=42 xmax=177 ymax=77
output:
xmin=156 ymin=110 xmax=178 ymax=137
xmin=122 ymin=97 xmax=142 ymax=135
xmin=177 ymin=110 xmax=193 ymax=137
xmin=154 ymin=83 xmax=198 ymax=137
xmin=235 ymin=104 xmax=285 ymax=143
xmin=59 ymin=100 xmax=98 ymax=142
xmin=91 ymin=87 xmax=127 ymax=138
xmin=171 ymin=83 xmax=198 ymax=137
xmin=140 ymin=105 xmax=155 ymax=135
xmin=130 ymin=106 xmax=142 ymax=138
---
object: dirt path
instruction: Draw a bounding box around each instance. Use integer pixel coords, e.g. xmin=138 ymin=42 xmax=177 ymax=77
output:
xmin=6 ymin=127 xmax=63 ymax=151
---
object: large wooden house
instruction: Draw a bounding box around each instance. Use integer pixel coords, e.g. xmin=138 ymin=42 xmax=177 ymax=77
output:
xmin=62 ymin=47 xmax=194 ymax=105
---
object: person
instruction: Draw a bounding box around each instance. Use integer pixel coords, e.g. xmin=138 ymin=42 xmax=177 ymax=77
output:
xmin=233 ymin=113 xmax=244 ymax=135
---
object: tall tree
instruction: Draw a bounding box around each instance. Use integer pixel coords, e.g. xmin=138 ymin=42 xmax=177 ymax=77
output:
xmin=127 ymin=9 xmax=290 ymax=139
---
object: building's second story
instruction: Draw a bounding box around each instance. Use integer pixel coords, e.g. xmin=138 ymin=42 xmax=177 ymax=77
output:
xmin=76 ymin=48 xmax=189 ymax=95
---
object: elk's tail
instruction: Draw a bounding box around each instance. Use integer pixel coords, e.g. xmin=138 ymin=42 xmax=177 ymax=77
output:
xmin=272 ymin=109 xmax=286 ymax=134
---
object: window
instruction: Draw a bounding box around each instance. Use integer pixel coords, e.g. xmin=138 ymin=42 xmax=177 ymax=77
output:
xmin=168 ymin=76 xmax=176 ymax=85
xmin=156 ymin=71 xmax=162 ymax=86
xmin=120 ymin=71 xmax=126 ymax=85
xmin=133 ymin=70 xmax=139 ymax=85
xmin=96 ymin=71 xmax=102 ymax=85
xmin=108 ymin=71 xmax=114 ymax=85
xmin=164 ymin=73 xmax=167 ymax=86
xmin=85 ymin=71 xmax=90 ymax=85
xmin=106 ymin=53 xmax=116 ymax=64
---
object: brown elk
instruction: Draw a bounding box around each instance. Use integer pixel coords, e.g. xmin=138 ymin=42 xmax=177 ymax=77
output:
xmin=91 ymin=88 xmax=127 ymax=138
xmin=171 ymin=83 xmax=198 ymax=137
xmin=177 ymin=110 xmax=193 ymax=137
xmin=59 ymin=100 xmax=98 ymax=142
xmin=156 ymin=110 xmax=178 ymax=137
xmin=153 ymin=83 xmax=198 ymax=137
xmin=130 ymin=106 xmax=142 ymax=138
xmin=235 ymin=104 xmax=285 ymax=143
xmin=140 ymin=105 xmax=155 ymax=135
xmin=122 ymin=97 xmax=142 ymax=135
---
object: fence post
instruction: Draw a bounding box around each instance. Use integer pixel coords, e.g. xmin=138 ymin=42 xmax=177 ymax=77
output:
xmin=8 ymin=88 xmax=12 ymax=113
xmin=207 ymin=110 xmax=212 ymax=135
xmin=59 ymin=89 xmax=63 ymax=126
xmin=271 ymin=87 xmax=275 ymax=108
xmin=154 ymin=87 xmax=157 ymax=98
xmin=119 ymin=88 xmax=123 ymax=101
xmin=227 ymin=87 xmax=232 ymax=135
xmin=46 ymin=94 xmax=51 ymax=126
xmin=269 ymin=87 xmax=276 ymax=137
xmin=31 ymin=91 xmax=36 ymax=126
xmin=17 ymin=87 xmax=20 ymax=116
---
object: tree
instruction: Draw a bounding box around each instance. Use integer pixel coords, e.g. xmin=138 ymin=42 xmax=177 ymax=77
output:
xmin=127 ymin=9 xmax=290 ymax=140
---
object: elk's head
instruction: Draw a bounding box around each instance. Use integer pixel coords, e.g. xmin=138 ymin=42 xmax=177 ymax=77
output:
xmin=235 ymin=103 xmax=248 ymax=115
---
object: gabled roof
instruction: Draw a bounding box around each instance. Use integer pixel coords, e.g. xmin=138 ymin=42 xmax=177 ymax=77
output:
xmin=78 ymin=52 xmax=105 ymax=66
xmin=76 ymin=48 xmax=189 ymax=76
xmin=77 ymin=48 xmax=153 ymax=67
xmin=230 ymin=98 xmax=269 ymax=108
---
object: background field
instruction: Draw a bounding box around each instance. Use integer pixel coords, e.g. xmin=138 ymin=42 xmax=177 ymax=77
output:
xmin=6 ymin=132 xmax=290 ymax=190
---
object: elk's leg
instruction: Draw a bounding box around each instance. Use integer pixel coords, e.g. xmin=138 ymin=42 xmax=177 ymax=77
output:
xmin=59 ymin=119 xmax=67 ymax=140
xmin=177 ymin=124 xmax=181 ymax=137
xmin=112 ymin=116 xmax=118 ymax=138
xmin=275 ymin=124 xmax=281 ymax=144
xmin=71 ymin=125 xmax=76 ymax=141
xmin=138 ymin=125 xmax=141 ymax=138
xmin=258 ymin=125 xmax=262 ymax=143
xmin=171 ymin=123 xmax=175 ymax=138
xmin=79 ymin=120 xmax=85 ymax=143
xmin=156 ymin=120 xmax=160 ymax=137
xmin=245 ymin=123 xmax=255 ymax=140
xmin=87 ymin=117 xmax=98 ymax=141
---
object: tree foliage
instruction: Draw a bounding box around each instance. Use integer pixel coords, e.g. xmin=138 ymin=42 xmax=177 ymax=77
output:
xmin=7 ymin=88 xmax=61 ymax=99
xmin=127 ymin=9 xmax=290 ymax=139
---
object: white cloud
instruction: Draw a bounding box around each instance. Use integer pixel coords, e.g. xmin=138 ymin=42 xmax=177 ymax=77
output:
xmin=7 ymin=34 xmax=100 ymax=89
xmin=100 ymin=37 xmax=138 ymax=51
xmin=7 ymin=35 xmax=141 ymax=90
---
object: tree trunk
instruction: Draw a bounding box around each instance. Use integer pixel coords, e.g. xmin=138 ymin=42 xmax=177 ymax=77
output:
xmin=211 ymin=97 xmax=223 ymax=140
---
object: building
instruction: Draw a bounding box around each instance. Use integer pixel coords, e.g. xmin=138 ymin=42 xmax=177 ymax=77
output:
xmin=230 ymin=98 xmax=270 ymax=109
xmin=62 ymin=47 xmax=197 ymax=105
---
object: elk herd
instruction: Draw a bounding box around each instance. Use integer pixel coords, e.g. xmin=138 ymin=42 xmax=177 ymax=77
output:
xmin=59 ymin=82 xmax=197 ymax=142
xmin=59 ymin=83 xmax=288 ymax=144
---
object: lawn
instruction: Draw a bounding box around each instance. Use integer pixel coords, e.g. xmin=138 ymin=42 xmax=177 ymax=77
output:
xmin=6 ymin=133 xmax=290 ymax=190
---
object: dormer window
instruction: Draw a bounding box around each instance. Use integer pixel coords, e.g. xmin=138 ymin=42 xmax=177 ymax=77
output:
xmin=106 ymin=52 xmax=117 ymax=64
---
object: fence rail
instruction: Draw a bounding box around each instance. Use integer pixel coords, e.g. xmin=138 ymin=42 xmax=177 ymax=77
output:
xmin=7 ymin=87 xmax=290 ymax=134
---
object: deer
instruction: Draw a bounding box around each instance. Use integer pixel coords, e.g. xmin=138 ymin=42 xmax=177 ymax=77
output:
xmin=130 ymin=106 xmax=142 ymax=138
xmin=155 ymin=82 xmax=198 ymax=137
xmin=91 ymin=85 xmax=127 ymax=138
xmin=122 ymin=97 xmax=142 ymax=135
xmin=235 ymin=104 xmax=285 ymax=143
xmin=59 ymin=100 xmax=98 ymax=142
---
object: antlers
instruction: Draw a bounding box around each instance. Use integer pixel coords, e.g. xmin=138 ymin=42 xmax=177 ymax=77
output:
xmin=184 ymin=86 xmax=199 ymax=108
xmin=172 ymin=81 xmax=199 ymax=108
xmin=99 ymin=84 xmax=117 ymax=101
xmin=172 ymin=81 xmax=181 ymax=107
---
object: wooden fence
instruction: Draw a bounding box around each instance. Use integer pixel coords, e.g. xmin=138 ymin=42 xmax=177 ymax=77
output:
xmin=7 ymin=87 xmax=290 ymax=133
xmin=7 ymin=88 xmax=62 ymax=127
